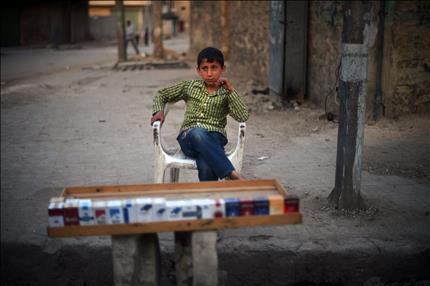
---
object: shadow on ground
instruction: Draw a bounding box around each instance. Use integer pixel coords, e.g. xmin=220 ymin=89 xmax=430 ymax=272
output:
xmin=2 ymin=242 xmax=429 ymax=286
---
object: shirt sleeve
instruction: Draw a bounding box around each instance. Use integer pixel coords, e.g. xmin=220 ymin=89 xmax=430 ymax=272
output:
xmin=152 ymin=80 xmax=189 ymax=115
xmin=227 ymin=90 xmax=250 ymax=122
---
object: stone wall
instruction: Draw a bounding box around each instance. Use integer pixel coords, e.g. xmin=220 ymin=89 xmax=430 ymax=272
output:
xmin=189 ymin=1 xmax=429 ymax=118
xmin=307 ymin=0 xmax=430 ymax=118
xmin=188 ymin=1 xmax=269 ymax=89
xmin=188 ymin=1 xmax=224 ymax=63
xmin=307 ymin=1 xmax=344 ymax=111
xmin=382 ymin=1 xmax=430 ymax=116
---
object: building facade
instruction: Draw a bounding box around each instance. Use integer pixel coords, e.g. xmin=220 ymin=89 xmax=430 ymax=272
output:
xmin=189 ymin=0 xmax=430 ymax=118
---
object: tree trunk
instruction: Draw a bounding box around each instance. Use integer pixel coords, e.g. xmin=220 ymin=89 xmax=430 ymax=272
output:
xmin=115 ymin=0 xmax=126 ymax=62
xmin=152 ymin=1 xmax=164 ymax=59
xmin=328 ymin=1 xmax=370 ymax=210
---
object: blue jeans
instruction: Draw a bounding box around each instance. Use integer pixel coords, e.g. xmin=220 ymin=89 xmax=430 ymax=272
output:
xmin=177 ymin=128 xmax=234 ymax=181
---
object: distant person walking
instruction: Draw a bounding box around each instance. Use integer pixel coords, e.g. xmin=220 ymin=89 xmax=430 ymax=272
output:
xmin=126 ymin=20 xmax=140 ymax=56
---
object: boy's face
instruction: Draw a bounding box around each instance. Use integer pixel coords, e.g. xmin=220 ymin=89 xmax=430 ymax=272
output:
xmin=197 ymin=59 xmax=225 ymax=86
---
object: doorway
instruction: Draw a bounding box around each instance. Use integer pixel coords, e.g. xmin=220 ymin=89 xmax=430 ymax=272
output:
xmin=269 ymin=1 xmax=308 ymax=103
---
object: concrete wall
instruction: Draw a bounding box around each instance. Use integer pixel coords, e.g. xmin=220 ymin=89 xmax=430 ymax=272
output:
xmin=20 ymin=2 xmax=89 ymax=46
xmin=89 ymin=16 xmax=116 ymax=41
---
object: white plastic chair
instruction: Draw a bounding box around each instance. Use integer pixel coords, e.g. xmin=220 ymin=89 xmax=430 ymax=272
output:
xmin=152 ymin=104 xmax=246 ymax=183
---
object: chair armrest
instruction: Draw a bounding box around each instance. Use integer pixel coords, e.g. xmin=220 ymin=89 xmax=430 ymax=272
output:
xmin=152 ymin=120 xmax=161 ymax=148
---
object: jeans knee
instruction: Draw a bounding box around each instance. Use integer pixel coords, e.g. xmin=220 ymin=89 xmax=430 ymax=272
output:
xmin=189 ymin=128 xmax=209 ymax=145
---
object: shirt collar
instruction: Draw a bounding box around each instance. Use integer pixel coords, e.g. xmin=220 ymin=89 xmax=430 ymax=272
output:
xmin=192 ymin=80 xmax=228 ymax=96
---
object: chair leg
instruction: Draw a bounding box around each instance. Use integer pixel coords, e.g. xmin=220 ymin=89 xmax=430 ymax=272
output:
xmin=170 ymin=168 xmax=180 ymax=183
xmin=154 ymin=167 xmax=166 ymax=184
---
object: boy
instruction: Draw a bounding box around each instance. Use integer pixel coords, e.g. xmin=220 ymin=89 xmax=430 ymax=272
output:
xmin=150 ymin=47 xmax=249 ymax=181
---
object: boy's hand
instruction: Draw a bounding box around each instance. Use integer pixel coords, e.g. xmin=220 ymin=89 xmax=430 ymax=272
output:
xmin=219 ymin=78 xmax=234 ymax=92
xmin=150 ymin=111 xmax=165 ymax=126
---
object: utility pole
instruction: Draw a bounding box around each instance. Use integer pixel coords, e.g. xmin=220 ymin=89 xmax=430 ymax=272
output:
xmin=328 ymin=1 xmax=371 ymax=210
xmin=153 ymin=0 xmax=164 ymax=59
xmin=116 ymin=0 xmax=126 ymax=62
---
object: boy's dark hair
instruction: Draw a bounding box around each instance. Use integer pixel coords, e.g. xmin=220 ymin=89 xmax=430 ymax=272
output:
xmin=197 ymin=47 xmax=224 ymax=68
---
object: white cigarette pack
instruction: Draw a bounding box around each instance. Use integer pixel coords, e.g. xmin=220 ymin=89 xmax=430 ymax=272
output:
xmin=135 ymin=198 xmax=153 ymax=222
xmin=166 ymin=200 xmax=185 ymax=221
xmin=122 ymin=198 xmax=138 ymax=223
xmin=152 ymin=198 xmax=167 ymax=221
xmin=182 ymin=200 xmax=200 ymax=220
xmin=189 ymin=199 xmax=215 ymax=219
xmin=48 ymin=198 xmax=64 ymax=227
xmin=78 ymin=199 xmax=95 ymax=225
xmin=107 ymin=200 xmax=124 ymax=224
xmin=213 ymin=198 xmax=225 ymax=218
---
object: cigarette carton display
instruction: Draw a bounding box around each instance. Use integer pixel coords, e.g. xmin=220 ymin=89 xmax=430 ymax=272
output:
xmin=107 ymin=200 xmax=124 ymax=224
xmin=135 ymin=198 xmax=153 ymax=222
xmin=93 ymin=200 xmax=108 ymax=225
xmin=78 ymin=199 xmax=95 ymax=225
xmin=268 ymin=195 xmax=284 ymax=215
xmin=63 ymin=199 xmax=80 ymax=226
xmin=48 ymin=197 xmax=64 ymax=227
xmin=167 ymin=200 xmax=185 ymax=221
xmin=254 ymin=197 xmax=270 ymax=215
xmin=122 ymin=199 xmax=138 ymax=223
xmin=213 ymin=198 xmax=225 ymax=218
xmin=152 ymin=198 xmax=167 ymax=221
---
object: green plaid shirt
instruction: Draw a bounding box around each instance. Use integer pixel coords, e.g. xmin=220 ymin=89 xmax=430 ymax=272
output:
xmin=152 ymin=79 xmax=249 ymax=138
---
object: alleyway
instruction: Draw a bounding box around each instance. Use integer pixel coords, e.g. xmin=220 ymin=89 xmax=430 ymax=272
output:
xmin=1 ymin=37 xmax=429 ymax=285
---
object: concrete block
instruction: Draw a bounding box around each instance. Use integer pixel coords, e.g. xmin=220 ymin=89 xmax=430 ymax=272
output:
xmin=112 ymin=233 xmax=160 ymax=286
xmin=175 ymin=232 xmax=193 ymax=286
xmin=192 ymin=230 xmax=218 ymax=286
xmin=175 ymin=231 xmax=219 ymax=286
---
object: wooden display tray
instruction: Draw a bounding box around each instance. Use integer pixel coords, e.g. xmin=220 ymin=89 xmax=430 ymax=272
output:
xmin=47 ymin=179 xmax=302 ymax=237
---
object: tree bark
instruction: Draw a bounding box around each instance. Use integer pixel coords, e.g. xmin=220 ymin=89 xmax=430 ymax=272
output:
xmin=152 ymin=1 xmax=164 ymax=59
xmin=115 ymin=0 xmax=126 ymax=62
xmin=328 ymin=1 xmax=370 ymax=210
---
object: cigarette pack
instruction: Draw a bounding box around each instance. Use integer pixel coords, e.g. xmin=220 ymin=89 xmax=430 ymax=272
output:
xmin=107 ymin=200 xmax=124 ymax=224
xmin=181 ymin=200 xmax=201 ymax=220
xmin=63 ymin=199 xmax=80 ymax=226
xmin=122 ymin=198 xmax=138 ymax=223
xmin=93 ymin=200 xmax=108 ymax=225
xmin=213 ymin=198 xmax=225 ymax=218
xmin=268 ymin=195 xmax=284 ymax=215
xmin=225 ymin=198 xmax=241 ymax=217
xmin=166 ymin=200 xmax=185 ymax=221
xmin=152 ymin=198 xmax=167 ymax=221
xmin=254 ymin=197 xmax=270 ymax=215
xmin=78 ymin=199 xmax=95 ymax=225
xmin=191 ymin=199 xmax=215 ymax=219
xmin=135 ymin=198 xmax=153 ymax=222
xmin=48 ymin=197 xmax=64 ymax=227
xmin=240 ymin=198 xmax=255 ymax=216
